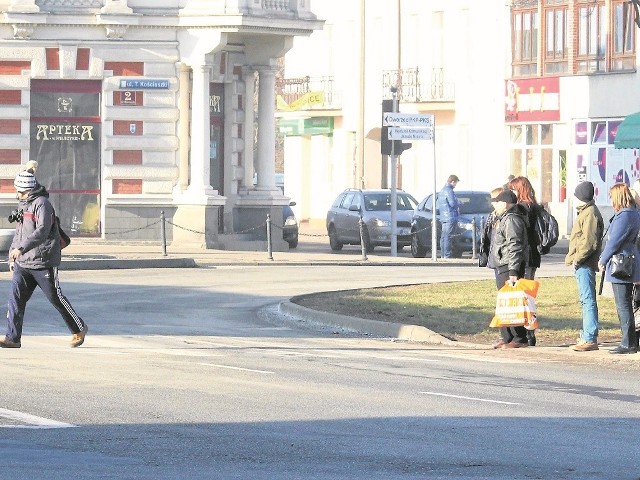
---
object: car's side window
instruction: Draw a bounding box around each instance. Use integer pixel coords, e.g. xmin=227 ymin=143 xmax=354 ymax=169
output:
xmin=423 ymin=195 xmax=433 ymax=212
xmin=351 ymin=194 xmax=362 ymax=211
xmin=341 ymin=193 xmax=355 ymax=209
xmin=332 ymin=193 xmax=345 ymax=209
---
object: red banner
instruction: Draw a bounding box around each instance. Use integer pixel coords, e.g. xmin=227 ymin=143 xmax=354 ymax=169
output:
xmin=505 ymin=77 xmax=560 ymax=123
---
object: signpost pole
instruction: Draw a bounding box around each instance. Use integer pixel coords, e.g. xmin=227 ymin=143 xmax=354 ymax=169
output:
xmin=390 ymin=87 xmax=398 ymax=257
xmin=431 ymin=122 xmax=437 ymax=261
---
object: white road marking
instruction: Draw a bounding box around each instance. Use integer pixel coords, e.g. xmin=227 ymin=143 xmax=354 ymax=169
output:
xmin=0 ymin=408 xmax=76 ymax=429
xmin=198 ymin=363 xmax=275 ymax=374
xmin=420 ymin=391 xmax=521 ymax=405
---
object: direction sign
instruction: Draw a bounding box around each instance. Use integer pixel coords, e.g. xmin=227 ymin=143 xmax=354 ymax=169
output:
xmin=388 ymin=127 xmax=433 ymax=141
xmin=383 ymin=113 xmax=434 ymax=127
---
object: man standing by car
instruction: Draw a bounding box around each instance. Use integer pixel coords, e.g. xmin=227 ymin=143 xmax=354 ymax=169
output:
xmin=437 ymin=174 xmax=460 ymax=259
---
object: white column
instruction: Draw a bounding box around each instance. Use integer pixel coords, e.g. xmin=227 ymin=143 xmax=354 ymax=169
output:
xmin=241 ymin=67 xmax=256 ymax=190
xmin=176 ymin=63 xmax=191 ymax=193
xmin=255 ymin=65 xmax=278 ymax=191
xmin=187 ymin=63 xmax=214 ymax=196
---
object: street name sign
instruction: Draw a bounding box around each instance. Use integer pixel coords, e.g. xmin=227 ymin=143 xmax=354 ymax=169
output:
xmin=383 ymin=113 xmax=434 ymax=127
xmin=388 ymin=127 xmax=433 ymax=140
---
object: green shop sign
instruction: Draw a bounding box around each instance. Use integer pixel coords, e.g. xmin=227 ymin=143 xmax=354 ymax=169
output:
xmin=279 ymin=117 xmax=334 ymax=136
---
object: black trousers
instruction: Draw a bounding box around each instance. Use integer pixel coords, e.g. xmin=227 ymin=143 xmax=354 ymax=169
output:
xmin=6 ymin=263 xmax=86 ymax=342
xmin=495 ymin=268 xmax=529 ymax=344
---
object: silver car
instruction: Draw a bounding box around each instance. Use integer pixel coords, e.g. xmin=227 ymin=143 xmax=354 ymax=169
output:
xmin=326 ymin=189 xmax=418 ymax=252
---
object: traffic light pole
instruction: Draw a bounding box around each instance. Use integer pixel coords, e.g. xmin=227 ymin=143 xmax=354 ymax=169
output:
xmin=390 ymin=87 xmax=398 ymax=257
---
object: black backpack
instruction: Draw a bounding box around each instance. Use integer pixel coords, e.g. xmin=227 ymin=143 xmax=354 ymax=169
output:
xmin=534 ymin=205 xmax=559 ymax=255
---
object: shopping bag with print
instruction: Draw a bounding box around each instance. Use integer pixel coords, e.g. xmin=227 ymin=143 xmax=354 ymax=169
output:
xmin=489 ymin=278 xmax=540 ymax=330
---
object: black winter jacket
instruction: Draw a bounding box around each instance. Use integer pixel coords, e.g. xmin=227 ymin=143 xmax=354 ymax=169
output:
xmin=10 ymin=185 xmax=61 ymax=269
xmin=488 ymin=204 xmax=529 ymax=277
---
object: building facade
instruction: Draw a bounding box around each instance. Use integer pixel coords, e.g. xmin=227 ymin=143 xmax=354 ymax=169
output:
xmin=280 ymin=0 xmax=640 ymax=235
xmin=280 ymin=0 xmax=510 ymax=225
xmin=0 ymin=0 xmax=321 ymax=249
xmin=507 ymin=0 xmax=639 ymax=229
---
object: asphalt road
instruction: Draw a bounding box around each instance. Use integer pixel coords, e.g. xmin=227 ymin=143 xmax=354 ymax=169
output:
xmin=0 ymin=260 xmax=638 ymax=480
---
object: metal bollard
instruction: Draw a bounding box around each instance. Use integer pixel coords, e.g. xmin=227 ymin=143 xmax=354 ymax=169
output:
xmin=266 ymin=213 xmax=274 ymax=261
xmin=358 ymin=214 xmax=368 ymax=261
xmin=160 ymin=210 xmax=167 ymax=257
xmin=471 ymin=216 xmax=477 ymax=259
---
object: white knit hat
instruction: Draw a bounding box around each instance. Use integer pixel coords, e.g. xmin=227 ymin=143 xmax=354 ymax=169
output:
xmin=14 ymin=171 xmax=37 ymax=192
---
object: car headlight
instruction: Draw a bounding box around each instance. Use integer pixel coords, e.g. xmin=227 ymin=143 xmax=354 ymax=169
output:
xmin=457 ymin=220 xmax=473 ymax=231
xmin=284 ymin=216 xmax=297 ymax=227
xmin=373 ymin=218 xmax=391 ymax=227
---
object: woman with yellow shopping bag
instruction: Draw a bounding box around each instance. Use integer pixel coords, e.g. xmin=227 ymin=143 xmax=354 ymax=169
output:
xmin=487 ymin=190 xmax=530 ymax=349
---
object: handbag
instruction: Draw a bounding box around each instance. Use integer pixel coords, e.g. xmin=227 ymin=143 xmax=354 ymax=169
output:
xmin=489 ymin=278 xmax=540 ymax=330
xmin=610 ymin=253 xmax=634 ymax=279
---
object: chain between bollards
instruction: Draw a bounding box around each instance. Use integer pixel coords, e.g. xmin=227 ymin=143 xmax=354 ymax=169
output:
xmin=266 ymin=213 xmax=274 ymax=261
xmin=160 ymin=210 xmax=167 ymax=256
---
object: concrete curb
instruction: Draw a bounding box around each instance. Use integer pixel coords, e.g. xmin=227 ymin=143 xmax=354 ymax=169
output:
xmin=0 ymin=257 xmax=198 ymax=272
xmin=280 ymin=299 xmax=484 ymax=349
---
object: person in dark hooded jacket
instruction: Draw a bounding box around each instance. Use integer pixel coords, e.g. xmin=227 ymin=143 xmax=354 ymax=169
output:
xmin=489 ymin=189 xmax=530 ymax=348
xmin=0 ymin=163 xmax=88 ymax=349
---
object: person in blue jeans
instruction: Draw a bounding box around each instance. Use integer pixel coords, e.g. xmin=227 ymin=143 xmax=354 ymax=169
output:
xmin=565 ymin=181 xmax=604 ymax=351
xmin=437 ymin=174 xmax=460 ymax=258
xmin=599 ymin=183 xmax=640 ymax=354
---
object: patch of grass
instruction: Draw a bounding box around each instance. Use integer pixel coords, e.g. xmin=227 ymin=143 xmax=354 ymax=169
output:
xmin=294 ymin=276 xmax=624 ymax=346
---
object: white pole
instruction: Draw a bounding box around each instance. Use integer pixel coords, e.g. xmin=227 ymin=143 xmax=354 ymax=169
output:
xmin=431 ymin=121 xmax=437 ymax=261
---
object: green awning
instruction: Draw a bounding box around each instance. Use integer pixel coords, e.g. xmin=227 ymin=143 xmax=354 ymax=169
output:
xmin=614 ymin=111 xmax=640 ymax=149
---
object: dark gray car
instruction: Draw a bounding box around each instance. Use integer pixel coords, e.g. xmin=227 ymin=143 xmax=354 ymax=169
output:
xmin=326 ymin=189 xmax=418 ymax=252
xmin=411 ymin=190 xmax=492 ymax=258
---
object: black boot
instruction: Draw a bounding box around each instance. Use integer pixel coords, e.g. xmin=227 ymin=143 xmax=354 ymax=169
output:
xmin=527 ymin=330 xmax=536 ymax=346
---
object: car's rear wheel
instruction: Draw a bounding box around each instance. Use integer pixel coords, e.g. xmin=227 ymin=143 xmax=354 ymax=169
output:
xmin=328 ymin=225 xmax=343 ymax=251
xmin=411 ymin=231 xmax=427 ymax=258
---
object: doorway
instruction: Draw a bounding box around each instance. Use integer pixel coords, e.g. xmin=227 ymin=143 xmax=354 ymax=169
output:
xmin=30 ymin=80 xmax=101 ymax=236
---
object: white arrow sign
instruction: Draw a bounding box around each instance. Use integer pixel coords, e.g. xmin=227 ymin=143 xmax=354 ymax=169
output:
xmin=383 ymin=113 xmax=434 ymax=127
xmin=388 ymin=127 xmax=433 ymax=141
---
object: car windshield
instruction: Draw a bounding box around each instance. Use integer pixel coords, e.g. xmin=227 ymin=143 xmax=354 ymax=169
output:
xmin=363 ymin=193 xmax=418 ymax=211
xmin=457 ymin=194 xmax=492 ymax=214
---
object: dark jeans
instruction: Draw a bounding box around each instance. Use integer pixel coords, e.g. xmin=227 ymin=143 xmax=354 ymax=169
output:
xmin=495 ymin=269 xmax=528 ymax=344
xmin=611 ymin=282 xmax=638 ymax=350
xmin=6 ymin=263 xmax=86 ymax=343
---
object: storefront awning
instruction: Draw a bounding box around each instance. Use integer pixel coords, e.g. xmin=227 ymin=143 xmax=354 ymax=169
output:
xmin=614 ymin=111 xmax=640 ymax=149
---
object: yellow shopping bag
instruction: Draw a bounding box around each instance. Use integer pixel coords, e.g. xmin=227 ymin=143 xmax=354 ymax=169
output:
xmin=489 ymin=278 xmax=540 ymax=330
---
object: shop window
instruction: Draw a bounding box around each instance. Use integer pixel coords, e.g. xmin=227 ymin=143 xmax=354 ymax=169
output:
xmin=526 ymin=125 xmax=539 ymax=145
xmin=510 ymin=125 xmax=523 ymax=144
xmin=541 ymin=124 xmax=553 ymax=145
xmin=510 ymin=149 xmax=523 ymax=177
xmin=575 ymin=121 xmax=588 ymax=144
xmin=608 ymin=120 xmax=621 ymax=144
xmin=540 ymin=148 xmax=553 ymax=203
xmin=591 ymin=121 xmax=607 ymax=143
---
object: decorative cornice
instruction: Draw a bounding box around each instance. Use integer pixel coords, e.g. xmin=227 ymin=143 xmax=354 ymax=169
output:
xmin=104 ymin=24 xmax=128 ymax=40
xmin=12 ymin=23 xmax=34 ymax=39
